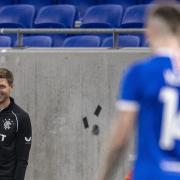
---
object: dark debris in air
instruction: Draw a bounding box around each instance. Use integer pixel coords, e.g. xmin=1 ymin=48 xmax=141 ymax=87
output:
xmin=94 ymin=105 xmax=102 ymax=117
xmin=82 ymin=117 xmax=89 ymax=129
xmin=82 ymin=105 xmax=102 ymax=135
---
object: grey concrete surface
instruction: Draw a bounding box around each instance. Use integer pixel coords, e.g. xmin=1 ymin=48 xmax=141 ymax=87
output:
xmin=0 ymin=48 xmax=151 ymax=180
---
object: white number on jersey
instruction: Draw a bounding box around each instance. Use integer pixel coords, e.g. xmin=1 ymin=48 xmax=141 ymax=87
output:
xmin=159 ymin=87 xmax=180 ymax=150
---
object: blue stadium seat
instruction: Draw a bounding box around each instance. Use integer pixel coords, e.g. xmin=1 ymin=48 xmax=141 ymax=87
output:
xmin=138 ymin=0 xmax=171 ymax=4
xmin=0 ymin=5 xmax=35 ymax=28
xmin=121 ymin=5 xmax=147 ymax=28
xmin=15 ymin=36 xmax=53 ymax=47
xmin=0 ymin=36 xmax=11 ymax=47
xmin=105 ymin=0 xmax=137 ymax=7
xmin=81 ymin=5 xmax=123 ymax=28
xmin=34 ymin=5 xmax=77 ymax=47
xmin=62 ymin=35 xmax=101 ymax=47
xmin=18 ymin=0 xmax=55 ymax=10
xmin=58 ymin=0 xmax=97 ymax=17
xmin=0 ymin=0 xmax=14 ymax=6
xmin=101 ymin=35 xmax=141 ymax=47
xmin=34 ymin=5 xmax=78 ymax=28
xmin=138 ymin=0 xmax=153 ymax=4
xmin=141 ymin=37 xmax=149 ymax=47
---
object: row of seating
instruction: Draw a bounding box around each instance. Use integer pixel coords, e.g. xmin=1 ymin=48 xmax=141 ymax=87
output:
xmin=0 ymin=0 xmax=173 ymax=16
xmin=0 ymin=4 xmax=149 ymax=29
xmin=0 ymin=35 xmax=146 ymax=47
xmin=0 ymin=4 xmax=149 ymax=47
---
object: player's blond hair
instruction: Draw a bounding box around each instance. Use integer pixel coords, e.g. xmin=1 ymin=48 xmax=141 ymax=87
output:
xmin=147 ymin=5 xmax=180 ymax=35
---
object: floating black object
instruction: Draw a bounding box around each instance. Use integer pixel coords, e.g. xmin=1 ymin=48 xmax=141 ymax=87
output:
xmin=94 ymin=105 xmax=102 ymax=117
xmin=82 ymin=117 xmax=89 ymax=129
xmin=92 ymin=124 xmax=99 ymax=135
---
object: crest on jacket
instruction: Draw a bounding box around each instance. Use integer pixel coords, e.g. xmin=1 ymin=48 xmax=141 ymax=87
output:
xmin=3 ymin=119 xmax=13 ymax=130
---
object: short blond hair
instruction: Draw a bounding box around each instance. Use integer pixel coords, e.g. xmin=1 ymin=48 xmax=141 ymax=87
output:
xmin=148 ymin=5 xmax=180 ymax=35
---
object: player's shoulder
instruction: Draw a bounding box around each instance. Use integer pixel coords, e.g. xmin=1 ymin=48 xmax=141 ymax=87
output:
xmin=127 ymin=55 xmax=168 ymax=75
xmin=12 ymin=103 xmax=30 ymax=120
xmin=125 ymin=56 xmax=151 ymax=76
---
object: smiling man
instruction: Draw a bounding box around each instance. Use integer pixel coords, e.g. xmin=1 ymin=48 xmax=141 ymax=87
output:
xmin=0 ymin=68 xmax=32 ymax=180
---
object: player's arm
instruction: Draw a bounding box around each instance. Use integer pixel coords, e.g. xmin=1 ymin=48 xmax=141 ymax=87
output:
xmin=14 ymin=113 xmax=32 ymax=180
xmin=96 ymin=109 xmax=137 ymax=180
xmin=96 ymin=64 xmax=141 ymax=180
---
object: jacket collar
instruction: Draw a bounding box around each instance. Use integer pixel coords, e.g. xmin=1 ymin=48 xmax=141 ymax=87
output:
xmin=0 ymin=97 xmax=14 ymax=113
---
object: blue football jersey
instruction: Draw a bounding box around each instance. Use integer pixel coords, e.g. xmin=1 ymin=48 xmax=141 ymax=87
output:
xmin=117 ymin=54 xmax=180 ymax=180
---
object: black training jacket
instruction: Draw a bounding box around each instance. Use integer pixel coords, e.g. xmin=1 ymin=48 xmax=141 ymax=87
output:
xmin=0 ymin=97 xmax=32 ymax=180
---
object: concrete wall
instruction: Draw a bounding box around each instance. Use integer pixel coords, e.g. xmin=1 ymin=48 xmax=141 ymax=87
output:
xmin=0 ymin=48 xmax=151 ymax=180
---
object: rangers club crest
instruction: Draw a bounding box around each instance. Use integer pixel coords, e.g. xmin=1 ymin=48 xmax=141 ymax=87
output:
xmin=3 ymin=119 xmax=13 ymax=130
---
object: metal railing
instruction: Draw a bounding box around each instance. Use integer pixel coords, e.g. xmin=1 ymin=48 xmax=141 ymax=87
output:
xmin=0 ymin=28 xmax=146 ymax=48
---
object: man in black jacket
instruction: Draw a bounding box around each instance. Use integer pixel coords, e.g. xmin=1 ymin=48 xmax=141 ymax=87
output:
xmin=0 ymin=68 xmax=32 ymax=180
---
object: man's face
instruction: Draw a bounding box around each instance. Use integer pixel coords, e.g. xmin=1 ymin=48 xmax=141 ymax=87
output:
xmin=0 ymin=78 xmax=12 ymax=103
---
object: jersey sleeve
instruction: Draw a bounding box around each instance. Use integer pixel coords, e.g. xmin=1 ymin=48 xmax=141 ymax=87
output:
xmin=14 ymin=113 xmax=32 ymax=180
xmin=116 ymin=64 xmax=142 ymax=112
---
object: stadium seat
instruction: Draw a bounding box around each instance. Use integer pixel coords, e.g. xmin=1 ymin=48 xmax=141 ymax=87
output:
xmin=101 ymin=35 xmax=141 ymax=47
xmin=0 ymin=36 xmax=11 ymax=47
xmin=81 ymin=5 xmax=123 ymax=28
xmin=58 ymin=0 xmax=97 ymax=17
xmin=121 ymin=5 xmax=147 ymax=28
xmin=62 ymin=35 xmax=101 ymax=47
xmin=0 ymin=5 xmax=35 ymax=28
xmin=15 ymin=36 xmax=53 ymax=47
xmin=18 ymin=0 xmax=55 ymax=10
xmin=0 ymin=0 xmax=14 ymax=6
xmin=105 ymin=0 xmax=137 ymax=7
xmin=34 ymin=5 xmax=78 ymax=28
xmin=141 ymin=37 xmax=149 ymax=47
xmin=34 ymin=5 xmax=77 ymax=47
xmin=138 ymin=0 xmax=153 ymax=4
xmin=138 ymin=0 xmax=170 ymax=4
